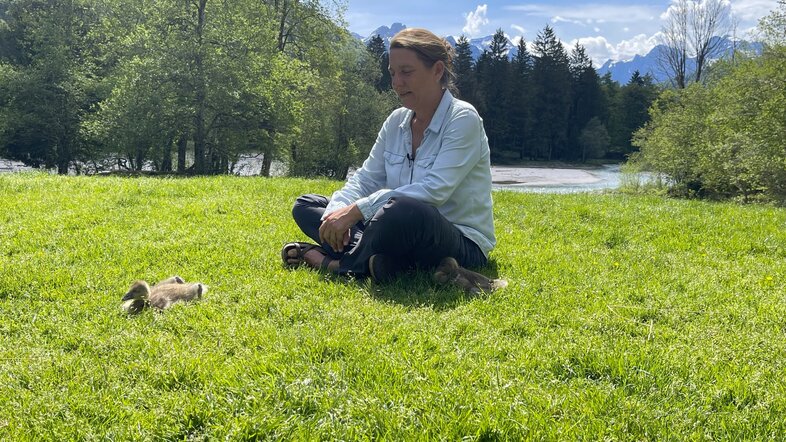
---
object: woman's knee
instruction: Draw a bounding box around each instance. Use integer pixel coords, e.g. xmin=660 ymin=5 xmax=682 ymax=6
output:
xmin=374 ymin=196 xmax=433 ymax=226
xmin=292 ymin=194 xmax=328 ymax=219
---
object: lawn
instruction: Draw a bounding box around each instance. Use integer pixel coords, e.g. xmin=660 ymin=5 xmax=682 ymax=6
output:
xmin=0 ymin=173 xmax=785 ymax=440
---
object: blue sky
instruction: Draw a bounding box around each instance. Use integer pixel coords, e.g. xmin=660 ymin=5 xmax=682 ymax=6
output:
xmin=342 ymin=0 xmax=778 ymax=65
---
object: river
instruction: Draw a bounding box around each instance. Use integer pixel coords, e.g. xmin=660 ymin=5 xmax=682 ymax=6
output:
xmin=1 ymin=158 xmax=644 ymax=193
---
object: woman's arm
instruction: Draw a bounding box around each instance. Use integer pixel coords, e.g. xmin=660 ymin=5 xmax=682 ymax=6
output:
xmin=322 ymin=112 xmax=396 ymax=218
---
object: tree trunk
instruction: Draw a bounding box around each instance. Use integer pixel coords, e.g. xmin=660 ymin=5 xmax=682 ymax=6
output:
xmin=161 ymin=137 xmax=173 ymax=172
xmin=193 ymin=0 xmax=208 ymax=174
xmin=261 ymin=154 xmax=272 ymax=177
xmin=177 ymin=134 xmax=187 ymax=173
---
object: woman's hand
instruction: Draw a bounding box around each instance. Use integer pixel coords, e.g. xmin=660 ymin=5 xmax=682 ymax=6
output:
xmin=319 ymin=204 xmax=364 ymax=253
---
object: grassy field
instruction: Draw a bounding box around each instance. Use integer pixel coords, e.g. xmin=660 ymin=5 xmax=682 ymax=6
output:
xmin=1 ymin=173 xmax=785 ymax=440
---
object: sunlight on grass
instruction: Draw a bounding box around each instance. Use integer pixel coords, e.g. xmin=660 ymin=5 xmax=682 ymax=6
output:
xmin=1 ymin=172 xmax=785 ymax=439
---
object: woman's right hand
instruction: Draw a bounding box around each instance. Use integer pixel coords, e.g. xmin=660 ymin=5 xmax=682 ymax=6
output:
xmin=319 ymin=204 xmax=363 ymax=253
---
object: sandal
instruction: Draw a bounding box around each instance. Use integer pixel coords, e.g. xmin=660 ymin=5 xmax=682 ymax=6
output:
xmin=281 ymin=242 xmax=332 ymax=271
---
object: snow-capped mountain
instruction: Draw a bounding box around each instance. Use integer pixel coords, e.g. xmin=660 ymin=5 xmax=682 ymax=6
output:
xmin=597 ymin=37 xmax=763 ymax=84
xmin=359 ymin=24 xmax=761 ymax=84
xmin=362 ymin=23 xmax=520 ymax=60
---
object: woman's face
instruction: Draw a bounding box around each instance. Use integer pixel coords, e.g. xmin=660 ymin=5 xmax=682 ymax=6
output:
xmin=389 ymin=48 xmax=444 ymax=111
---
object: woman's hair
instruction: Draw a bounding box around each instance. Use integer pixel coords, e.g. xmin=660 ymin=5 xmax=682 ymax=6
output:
xmin=390 ymin=28 xmax=458 ymax=95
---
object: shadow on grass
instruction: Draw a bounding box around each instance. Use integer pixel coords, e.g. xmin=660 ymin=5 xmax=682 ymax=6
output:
xmin=326 ymin=259 xmax=503 ymax=311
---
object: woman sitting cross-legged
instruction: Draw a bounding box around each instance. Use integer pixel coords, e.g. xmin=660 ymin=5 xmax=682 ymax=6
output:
xmin=282 ymin=27 xmax=504 ymax=293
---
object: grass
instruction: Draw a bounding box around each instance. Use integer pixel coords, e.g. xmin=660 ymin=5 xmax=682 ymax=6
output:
xmin=0 ymin=172 xmax=785 ymax=440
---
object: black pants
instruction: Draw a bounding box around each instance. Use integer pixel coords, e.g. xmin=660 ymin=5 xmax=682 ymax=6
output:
xmin=292 ymin=194 xmax=487 ymax=277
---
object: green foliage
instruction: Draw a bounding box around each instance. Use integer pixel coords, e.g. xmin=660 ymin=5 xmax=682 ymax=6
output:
xmin=290 ymin=37 xmax=398 ymax=179
xmin=0 ymin=0 xmax=393 ymax=177
xmin=530 ymin=26 xmax=572 ymax=161
xmin=365 ymin=34 xmax=390 ymax=92
xmin=758 ymin=0 xmax=785 ymax=45
xmin=568 ymin=43 xmax=604 ymax=160
xmin=1 ymin=174 xmax=785 ymax=438
xmin=612 ymin=71 xmax=660 ymax=156
xmin=476 ymin=29 xmax=511 ymax=155
xmin=632 ymin=44 xmax=786 ymax=204
xmin=579 ymin=116 xmax=610 ymax=161
xmin=453 ymin=35 xmax=476 ymax=104
xmin=0 ymin=0 xmax=102 ymax=173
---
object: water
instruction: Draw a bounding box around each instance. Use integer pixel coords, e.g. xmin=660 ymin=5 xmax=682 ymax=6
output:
xmin=491 ymin=164 xmax=652 ymax=193
xmin=1 ymin=157 xmax=647 ymax=193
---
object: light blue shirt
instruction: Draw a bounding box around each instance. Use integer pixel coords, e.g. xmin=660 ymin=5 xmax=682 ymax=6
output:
xmin=324 ymin=90 xmax=496 ymax=257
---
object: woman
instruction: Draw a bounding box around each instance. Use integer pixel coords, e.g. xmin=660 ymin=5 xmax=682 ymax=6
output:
xmin=282 ymin=28 xmax=497 ymax=287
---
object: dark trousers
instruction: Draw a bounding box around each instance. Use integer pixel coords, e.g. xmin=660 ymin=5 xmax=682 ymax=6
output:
xmin=292 ymin=194 xmax=487 ymax=277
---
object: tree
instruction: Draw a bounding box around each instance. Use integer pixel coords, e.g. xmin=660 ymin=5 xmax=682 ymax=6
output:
xmin=291 ymin=37 xmax=396 ymax=178
xmin=633 ymin=37 xmax=786 ymax=203
xmin=453 ymin=35 xmax=476 ymax=104
xmin=366 ymin=34 xmax=391 ymax=92
xmin=568 ymin=42 xmax=603 ymax=161
xmin=530 ymin=25 xmax=571 ymax=160
xmin=758 ymin=0 xmax=785 ymax=45
xmin=475 ymin=29 xmax=511 ymax=156
xmin=578 ymin=117 xmax=610 ymax=162
xmin=659 ymin=0 xmax=732 ymax=88
xmin=0 ymin=0 xmax=102 ymax=174
xmin=509 ymin=37 xmax=533 ymax=159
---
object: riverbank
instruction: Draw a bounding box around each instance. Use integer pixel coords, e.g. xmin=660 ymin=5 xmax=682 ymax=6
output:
xmin=2 ymin=157 xmax=634 ymax=192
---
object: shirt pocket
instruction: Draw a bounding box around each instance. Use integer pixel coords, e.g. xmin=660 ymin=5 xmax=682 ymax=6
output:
xmin=415 ymin=154 xmax=436 ymax=169
xmin=413 ymin=154 xmax=437 ymax=181
xmin=383 ymin=151 xmax=406 ymax=187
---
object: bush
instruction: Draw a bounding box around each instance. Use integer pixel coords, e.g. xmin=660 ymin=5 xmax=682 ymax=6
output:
xmin=632 ymin=45 xmax=786 ymax=204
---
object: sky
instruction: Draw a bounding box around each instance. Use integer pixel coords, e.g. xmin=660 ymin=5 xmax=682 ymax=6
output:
xmin=342 ymin=0 xmax=779 ymax=66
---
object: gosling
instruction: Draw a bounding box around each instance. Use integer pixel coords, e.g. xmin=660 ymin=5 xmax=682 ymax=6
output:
xmin=122 ymin=276 xmax=207 ymax=314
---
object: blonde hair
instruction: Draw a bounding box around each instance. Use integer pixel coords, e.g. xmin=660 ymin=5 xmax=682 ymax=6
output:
xmin=390 ymin=28 xmax=458 ymax=95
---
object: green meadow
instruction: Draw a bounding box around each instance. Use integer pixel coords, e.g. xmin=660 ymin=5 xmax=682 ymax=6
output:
xmin=1 ymin=173 xmax=785 ymax=440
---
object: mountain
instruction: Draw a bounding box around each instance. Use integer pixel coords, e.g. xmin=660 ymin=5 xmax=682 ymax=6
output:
xmin=597 ymin=36 xmax=764 ymax=84
xmin=362 ymin=22 xmax=407 ymax=47
xmin=359 ymin=24 xmax=762 ymax=85
xmin=362 ymin=23 xmax=520 ymax=60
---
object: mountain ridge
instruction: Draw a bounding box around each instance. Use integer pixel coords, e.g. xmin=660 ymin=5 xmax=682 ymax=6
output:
xmin=359 ymin=23 xmax=762 ymax=84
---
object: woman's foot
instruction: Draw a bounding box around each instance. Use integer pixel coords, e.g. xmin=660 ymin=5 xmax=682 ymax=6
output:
xmin=282 ymin=242 xmax=339 ymax=272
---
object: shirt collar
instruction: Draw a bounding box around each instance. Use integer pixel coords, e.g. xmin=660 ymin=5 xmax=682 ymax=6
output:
xmin=399 ymin=89 xmax=454 ymax=134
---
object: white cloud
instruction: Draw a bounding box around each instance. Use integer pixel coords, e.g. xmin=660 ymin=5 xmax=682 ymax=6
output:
xmin=511 ymin=24 xmax=526 ymax=35
xmin=506 ymin=3 xmax=660 ymax=23
xmin=730 ymin=0 xmax=779 ymax=21
xmin=552 ymin=15 xmax=585 ymax=25
xmin=463 ymin=4 xmax=490 ymax=37
xmin=571 ymin=36 xmax=616 ymax=66
xmin=571 ymin=33 xmax=662 ymax=66
xmin=594 ymin=27 xmax=601 ymax=32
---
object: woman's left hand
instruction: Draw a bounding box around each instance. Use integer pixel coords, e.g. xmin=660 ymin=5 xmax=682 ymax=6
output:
xmin=319 ymin=204 xmax=363 ymax=253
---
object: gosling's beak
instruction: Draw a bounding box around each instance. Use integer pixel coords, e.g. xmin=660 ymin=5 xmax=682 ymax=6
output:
xmin=121 ymin=292 xmax=134 ymax=301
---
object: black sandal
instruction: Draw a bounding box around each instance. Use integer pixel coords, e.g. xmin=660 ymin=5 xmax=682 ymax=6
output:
xmin=281 ymin=242 xmax=332 ymax=271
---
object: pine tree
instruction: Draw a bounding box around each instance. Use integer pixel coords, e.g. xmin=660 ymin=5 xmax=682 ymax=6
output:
xmin=453 ymin=35 xmax=476 ymax=104
xmin=475 ymin=29 xmax=511 ymax=157
xmin=568 ymin=42 xmax=604 ymax=161
xmin=509 ymin=38 xmax=533 ymax=159
xmin=530 ymin=25 xmax=571 ymax=160
xmin=617 ymin=71 xmax=659 ymax=156
xmin=366 ymin=34 xmax=391 ymax=92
